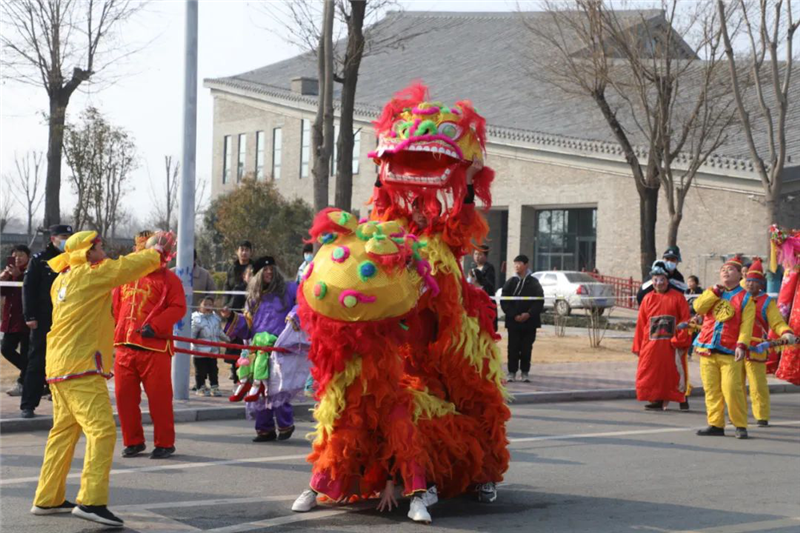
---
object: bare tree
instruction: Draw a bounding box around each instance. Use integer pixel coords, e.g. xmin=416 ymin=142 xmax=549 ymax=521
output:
xmin=63 ymin=107 xmax=136 ymax=239
xmin=525 ymin=0 xmax=738 ymax=279
xmin=149 ymin=155 xmax=180 ymax=232
xmin=8 ymin=151 xmax=46 ymax=240
xmin=1 ymin=0 xmax=144 ymax=230
xmin=0 ymin=191 xmax=16 ymax=233
xmin=311 ymin=0 xmax=336 ymax=213
xmin=717 ymin=0 xmax=799 ymax=228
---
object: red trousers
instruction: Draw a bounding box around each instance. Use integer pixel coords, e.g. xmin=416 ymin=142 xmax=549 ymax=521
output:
xmin=114 ymin=346 xmax=175 ymax=449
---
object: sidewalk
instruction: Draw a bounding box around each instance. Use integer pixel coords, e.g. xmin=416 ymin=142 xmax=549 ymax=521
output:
xmin=2 ymin=358 xmax=797 ymax=433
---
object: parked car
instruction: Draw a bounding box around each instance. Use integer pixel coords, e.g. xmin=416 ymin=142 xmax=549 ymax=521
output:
xmin=532 ymin=271 xmax=616 ymax=316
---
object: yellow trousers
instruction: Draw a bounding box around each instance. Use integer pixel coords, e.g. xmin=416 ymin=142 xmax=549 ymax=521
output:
xmin=33 ymin=375 xmax=116 ymax=507
xmin=699 ymin=354 xmax=747 ymax=429
xmin=744 ymin=360 xmax=770 ymax=422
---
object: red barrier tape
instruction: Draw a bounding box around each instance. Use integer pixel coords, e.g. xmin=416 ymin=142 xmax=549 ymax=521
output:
xmin=167 ymin=335 xmax=287 ymax=353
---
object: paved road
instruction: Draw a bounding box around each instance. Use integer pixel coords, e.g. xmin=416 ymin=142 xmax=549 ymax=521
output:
xmin=1 ymin=396 xmax=799 ymax=533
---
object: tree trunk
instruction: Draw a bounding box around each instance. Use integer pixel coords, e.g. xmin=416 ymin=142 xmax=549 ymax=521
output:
xmin=45 ymin=97 xmax=68 ymax=229
xmin=640 ymin=185 xmax=659 ymax=281
xmin=312 ymin=0 xmax=335 ymax=214
xmin=667 ymin=212 xmax=681 ymax=248
xmin=333 ymin=0 xmax=366 ymax=212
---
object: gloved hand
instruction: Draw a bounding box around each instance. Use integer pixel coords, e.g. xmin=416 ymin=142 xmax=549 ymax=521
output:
xmin=782 ymin=332 xmax=797 ymax=345
xmin=146 ymin=231 xmax=177 ymax=265
xmin=140 ymin=324 xmax=156 ymax=338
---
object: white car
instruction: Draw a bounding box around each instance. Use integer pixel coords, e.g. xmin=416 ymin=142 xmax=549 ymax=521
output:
xmin=532 ymin=271 xmax=616 ymax=316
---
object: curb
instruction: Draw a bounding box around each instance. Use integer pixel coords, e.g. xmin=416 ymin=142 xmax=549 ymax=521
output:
xmin=509 ymin=383 xmax=800 ymax=404
xmin=2 ymin=385 xmax=798 ymax=434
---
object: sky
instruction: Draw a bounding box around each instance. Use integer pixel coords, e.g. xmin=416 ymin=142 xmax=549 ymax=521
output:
xmin=0 ymin=0 xmax=522 ymax=234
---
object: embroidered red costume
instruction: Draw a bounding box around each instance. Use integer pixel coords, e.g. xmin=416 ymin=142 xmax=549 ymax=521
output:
xmin=113 ymin=252 xmax=185 ymax=452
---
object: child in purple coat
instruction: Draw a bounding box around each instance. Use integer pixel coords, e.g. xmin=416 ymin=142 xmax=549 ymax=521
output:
xmin=223 ymin=256 xmax=299 ymax=442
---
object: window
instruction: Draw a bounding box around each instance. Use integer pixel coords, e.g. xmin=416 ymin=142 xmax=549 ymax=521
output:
xmin=272 ymin=127 xmax=282 ymax=179
xmin=352 ymin=129 xmax=361 ymax=174
xmin=300 ymin=119 xmax=311 ymax=178
xmin=255 ymin=131 xmax=265 ymax=180
xmin=222 ymin=135 xmax=232 ymax=184
xmin=534 ymin=207 xmax=597 ymax=272
xmin=237 ymin=133 xmax=247 ymax=181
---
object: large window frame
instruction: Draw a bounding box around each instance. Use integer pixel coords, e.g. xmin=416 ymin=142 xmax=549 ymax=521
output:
xmin=534 ymin=207 xmax=597 ymax=272
xmin=300 ymin=119 xmax=311 ymax=179
xmin=222 ymin=135 xmax=232 ymax=184
xmin=255 ymin=131 xmax=265 ymax=180
xmin=237 ymin=133 xmax=247 ymax=181
xmin=272 ymin=127 xmax=282 ymax=180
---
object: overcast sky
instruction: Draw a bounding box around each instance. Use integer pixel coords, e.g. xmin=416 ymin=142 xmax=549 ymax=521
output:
xmin=1 ymin=0 xmax=523 ymax=233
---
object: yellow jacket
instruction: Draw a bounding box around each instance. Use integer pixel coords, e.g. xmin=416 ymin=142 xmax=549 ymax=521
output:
xmin=46 ymin=249 xmax=161 ymax=383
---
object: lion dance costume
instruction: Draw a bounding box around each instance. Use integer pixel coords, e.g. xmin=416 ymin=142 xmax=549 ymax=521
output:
xmin=770 ymin=225 xmax=800 ymax=385
xmin=292 ymin=84 xmax=510 ymax=523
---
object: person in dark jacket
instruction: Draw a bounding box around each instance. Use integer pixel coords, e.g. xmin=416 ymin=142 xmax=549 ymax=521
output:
xmin=20 ymin=224 xmax=73 ymax=418
xmin=223 ymin=240 xmax=253 ymax=383
xmin=1 ymin=245 xmax=31 ymax=396
xmin=637 ymin=245 xmax=687 ymax=305
xmin=469 ymin=245 xmax=497 ymax=331
xmin=500 ymin=255 xmax=544 ymax=383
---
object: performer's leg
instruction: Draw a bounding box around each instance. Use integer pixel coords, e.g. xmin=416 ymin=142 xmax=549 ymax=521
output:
xmin=141 ymin=352 xmax=175 ymax=449
xmin=33 ymin=381 xmax=81 ymax=507
xmin=700 ymin=355 xmax=725 ymax=427
xmin=720 ymin=357 xmax=747 ymax=429
xmin=507 ymin=329 xmax=520 ymax=376
xmin=746 ymin=361 xmax=770 ymax=422
xmin=275 ymin=402 xmax=294 ymax=430
xmin=520 ymin=329 xmax=536 ymax=375
xmin=114 ymin=349 xmax=144 ymax=447
xmin=255 ymin=406 xmax=276 ymax=434
xmin=68 ymin=376 xmax=117 ymax=506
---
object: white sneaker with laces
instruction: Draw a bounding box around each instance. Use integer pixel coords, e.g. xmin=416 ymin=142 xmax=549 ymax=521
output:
xmin=420 ymin=485 xmax=438 ymax=507
xmin=407 ymin=496 xmax=432 ymax=524
xmin=291 ymin=489 xmax=318 ymax=512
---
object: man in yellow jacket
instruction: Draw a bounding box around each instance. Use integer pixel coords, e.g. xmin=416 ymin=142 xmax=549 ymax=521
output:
xmin=31 ymin=230 xmax=172 ymax=527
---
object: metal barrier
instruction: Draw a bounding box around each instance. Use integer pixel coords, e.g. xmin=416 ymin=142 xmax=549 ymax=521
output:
xmin=589 ymin=273 xmax=641 ymax=310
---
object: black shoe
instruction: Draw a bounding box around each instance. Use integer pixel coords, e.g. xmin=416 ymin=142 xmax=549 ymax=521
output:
xmin=30 ymin=500 xmax=76 ymax=515
xmin=757 ymin=419 xmax=769 ymax=427
xmin=735 ymin=427 xmax=749 ymax=439
xmin=253 ymin=431 xmax=277 ymax=442
xmin=71 ymin=505 xmax=124 ymax=527
xmin=122 ymin=443 xmax=146 ymax=458
xmin=20 ymin=409 xmax=34 ymax=419
xmin=680 ymin=401 xmax=690 ymax=411
xmin=150 ymin=446 xmax=176 ymax=459
xmin=697 ymin=426 xmax=725 ymax=437
xmin=277 ymin=425 xmax=295 ymax=441
xmin=644 ymin=401 xmax=664 ymax=411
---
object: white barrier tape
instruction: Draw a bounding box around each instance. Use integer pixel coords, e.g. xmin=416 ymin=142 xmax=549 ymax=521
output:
xmin=0 ymin=281 xmax=23 ymax=288
xmin=194 ymin=290 xmax=247 ymax=296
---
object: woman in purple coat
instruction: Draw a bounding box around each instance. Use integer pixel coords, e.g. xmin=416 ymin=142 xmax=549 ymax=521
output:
xmin=223 ymin=256 xmax=298 ymax=442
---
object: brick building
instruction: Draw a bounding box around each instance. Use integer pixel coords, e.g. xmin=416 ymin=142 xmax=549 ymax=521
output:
xmin=204 ymin=11 xmax=800 ymax=286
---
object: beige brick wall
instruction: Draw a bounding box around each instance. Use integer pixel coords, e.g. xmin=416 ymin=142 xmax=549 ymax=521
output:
xmin=210 ymin=93 xmax=780 ymax=288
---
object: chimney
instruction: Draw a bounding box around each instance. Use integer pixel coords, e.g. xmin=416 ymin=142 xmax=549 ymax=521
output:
xmin=291 ymin=77 xmax=318 ymax=96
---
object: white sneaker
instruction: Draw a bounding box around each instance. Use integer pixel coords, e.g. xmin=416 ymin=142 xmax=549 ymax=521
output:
xmin=291 ymin=489 xmax=318 ymax=512
xmin=420 ymin=485 xmax=438 ymax=507
xmin=408 ymin=496 xmax=431 ymax=524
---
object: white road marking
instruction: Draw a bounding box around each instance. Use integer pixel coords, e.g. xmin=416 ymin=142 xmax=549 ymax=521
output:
xmin=508 ymin=420 xmax=800 ymax=443
xmin=116 ymin=495 xmax=297 ymax=512
xmin=118 ymin=509 xmax=201 ymax=532
xmin=633 ymin=516 xmax=800 ymax=533
xmin=0 ymin=453 xmax=308 ymax=486
xmin=204 ymin=503 xmax=375 ymax=533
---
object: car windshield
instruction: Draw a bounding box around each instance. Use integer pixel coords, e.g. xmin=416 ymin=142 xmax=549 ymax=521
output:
xmin=565 ymin=273 xmax=598 ymax=283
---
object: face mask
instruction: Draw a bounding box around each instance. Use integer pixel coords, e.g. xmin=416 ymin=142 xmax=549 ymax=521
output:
xmin=664 ymin=261 xmax=677 ymax=272
xmin=56 ymin=239 xmax=67 ymax=252
xmin=304 ymin=253 xmax=314 ymax=263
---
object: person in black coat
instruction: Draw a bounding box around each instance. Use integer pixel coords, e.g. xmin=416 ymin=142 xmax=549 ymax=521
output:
xmin=468 ymin=245 xmax=498 ymax=331
xmin=637 ymin=245 xmax=687 ymax=305
xmin=500 ymin=255 xmax=544 ymax=383
xmin=20 ymin=224 xmax=73 ymax=418
xmin=222 ymin=240 xmax=253 ymax=384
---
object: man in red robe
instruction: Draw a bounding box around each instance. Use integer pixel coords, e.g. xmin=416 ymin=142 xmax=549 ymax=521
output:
xmin=113 ymin=231 xmax=186 ymax=459
xmin=633 ymin=261 xmax=693 ymax=411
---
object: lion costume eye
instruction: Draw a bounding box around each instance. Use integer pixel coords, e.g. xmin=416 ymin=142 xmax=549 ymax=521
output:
xmin=438 ymin=122 xmax=461 ymax=140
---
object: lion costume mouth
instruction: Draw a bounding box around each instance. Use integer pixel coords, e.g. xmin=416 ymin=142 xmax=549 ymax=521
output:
xmin=376 ymin=140 xmax=462 ymax=186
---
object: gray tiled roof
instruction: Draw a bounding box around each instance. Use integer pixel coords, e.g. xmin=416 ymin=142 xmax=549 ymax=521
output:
xmin=207 ymin=10 xmax=799 ymax=167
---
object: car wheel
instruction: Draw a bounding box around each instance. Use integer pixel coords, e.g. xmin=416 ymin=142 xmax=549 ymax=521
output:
xmin=555 ymin=300 xmax=571 ymax=317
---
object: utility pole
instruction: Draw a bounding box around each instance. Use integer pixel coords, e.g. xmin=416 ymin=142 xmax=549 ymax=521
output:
xmin=173 ymin=0 xmax=198 ymax=400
